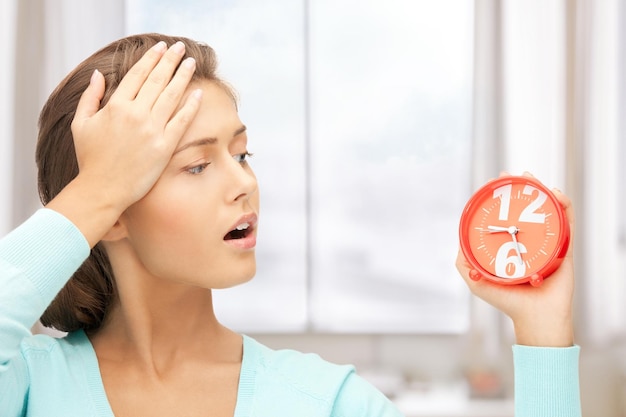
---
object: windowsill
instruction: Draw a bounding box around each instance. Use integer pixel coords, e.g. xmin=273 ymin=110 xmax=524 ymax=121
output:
xmin=394 ymin=392 xmax=513 ymax=417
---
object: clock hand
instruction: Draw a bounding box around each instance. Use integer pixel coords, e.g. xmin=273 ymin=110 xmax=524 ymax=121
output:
xmin=508 ymin=227 xmax=523 ymax=265
xmin=486 ymin=225 xmax=510 ymax=233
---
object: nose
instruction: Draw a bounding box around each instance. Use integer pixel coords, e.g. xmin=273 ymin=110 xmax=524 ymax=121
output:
xmin=226 ymin=155 xmax=258 ymax=203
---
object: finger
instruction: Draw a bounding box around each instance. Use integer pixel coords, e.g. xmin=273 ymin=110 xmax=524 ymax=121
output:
xmin=552 ymin=188 xmax=575 ymax=253
xmin=134 ymin=41 xmax=187 ymax=108
xmin=455 ymin=248 xmax=500 ymax=299
xmin=455 ymin=248 xmax=472 ymax=283
xmin=114 ymin=41 xmax=168 ymax=101
xmin=162 ymin=88 xmax=203 ymax=151
xmin=152 ymin=57 xmax=197 ymax=125
xmin=552 ymin=188 xmax=573 ymax=222
xmin=72 ymin=69 xmax=105 ymax=128
xmin=456 ymin=247 xmax=524 ymax=315
xmin=455 ymin=248 xmax=485 ymax=289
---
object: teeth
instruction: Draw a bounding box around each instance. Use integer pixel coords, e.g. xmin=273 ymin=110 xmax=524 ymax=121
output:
xmin=235 ymin=222 xmax=250 ymax=231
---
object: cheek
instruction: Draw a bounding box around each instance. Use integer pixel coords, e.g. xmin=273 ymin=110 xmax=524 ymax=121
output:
xmin=126 ymin=183 xmax=218 ymax=247
xmin=129 ymin=197 xmax=185 ymax=237
xmin=124 ymin=195 xmax=223 ymax=279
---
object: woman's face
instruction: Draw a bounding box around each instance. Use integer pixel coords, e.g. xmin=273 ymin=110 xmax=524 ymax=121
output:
xmin=121 ymin=80 xmax=259 ymax=289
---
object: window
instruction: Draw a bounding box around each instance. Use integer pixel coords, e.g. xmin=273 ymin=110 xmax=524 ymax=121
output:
xmin=126 ymin=0 xmax=473 ymax=333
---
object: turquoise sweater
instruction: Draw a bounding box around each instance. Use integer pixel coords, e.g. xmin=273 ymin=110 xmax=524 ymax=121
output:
xmin=0 ymin=209 xmax=581 ymax=416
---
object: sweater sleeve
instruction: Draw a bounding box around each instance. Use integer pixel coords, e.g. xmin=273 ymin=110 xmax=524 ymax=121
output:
xmin=513 ymin=344 xmax=581 ymax=417
xmin=0 ymin=209 xmax=90 ymax=414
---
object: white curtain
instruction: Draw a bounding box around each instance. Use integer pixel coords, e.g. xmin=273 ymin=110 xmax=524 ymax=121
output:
xmin=0 ymin=0 xmax=17 ymax=237
xmin=7 ymin=0 xmax=126 ymax=231
xmin=473 ymin=0 xmax=624 ymax=349
xmin=574 ymin=0 xmax=623 ymax=346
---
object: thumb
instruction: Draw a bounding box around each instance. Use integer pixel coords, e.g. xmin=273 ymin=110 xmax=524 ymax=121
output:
xmin=73 ymin=69 xmax=105 ymax=125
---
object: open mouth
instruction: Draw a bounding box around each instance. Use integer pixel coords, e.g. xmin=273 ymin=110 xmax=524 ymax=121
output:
xmin=224 ymin=222 xmax=252 ymax=240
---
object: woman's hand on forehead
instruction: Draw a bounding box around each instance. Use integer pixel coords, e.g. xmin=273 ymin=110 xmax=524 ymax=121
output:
xmin=71 ymin=41 xmax=203 ymax=213
xmin=45 ymin=41 xmax=203 ymax=247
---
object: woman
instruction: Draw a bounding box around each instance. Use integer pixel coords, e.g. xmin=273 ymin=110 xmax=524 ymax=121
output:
xmin=0 ymin=33 xmax=580 ymax=416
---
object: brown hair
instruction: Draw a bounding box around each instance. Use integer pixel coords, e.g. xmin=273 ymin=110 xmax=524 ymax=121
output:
xmin=37 ymin=33 xmax=233 ymax=333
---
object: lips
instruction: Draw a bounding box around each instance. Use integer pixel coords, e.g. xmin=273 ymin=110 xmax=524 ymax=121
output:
xmin=224 ymin=222 xmax=251 ymax=240
xmin=223 ymin=213 xmax=257 ymax=249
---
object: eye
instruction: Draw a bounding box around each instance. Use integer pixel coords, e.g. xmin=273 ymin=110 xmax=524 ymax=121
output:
xmin=233 ymin=152 xmax=254 ymax=165
xmin=187 ymin=163 xmax=210 ymax=175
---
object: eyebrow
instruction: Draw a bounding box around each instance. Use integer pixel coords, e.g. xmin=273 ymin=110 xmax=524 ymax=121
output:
xmin=174 ymin=125 xmax=247 ymax=155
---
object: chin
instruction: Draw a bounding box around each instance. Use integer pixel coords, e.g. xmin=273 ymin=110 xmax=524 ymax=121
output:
xmin=209 ymin=265 xmax=257 ymax=290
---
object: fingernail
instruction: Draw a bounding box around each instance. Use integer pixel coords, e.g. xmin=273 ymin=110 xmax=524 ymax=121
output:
xmin=191 ymin=88 xmax=203 ymax=100
xmin=172 ymin=41 xmax=185 ymax=54
xmin=183 ymin=57 xmax=196 ymax=69
xmin=90 ymin=69 xmax=100 ymax=85
xmin=153 ymin=41 xmax=167 ymax=52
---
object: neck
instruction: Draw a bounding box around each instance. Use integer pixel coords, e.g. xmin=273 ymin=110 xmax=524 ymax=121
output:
xmin=89 ymin=248 xmax=239 ymax=375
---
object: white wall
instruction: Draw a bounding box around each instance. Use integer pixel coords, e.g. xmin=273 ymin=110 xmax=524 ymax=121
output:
xmin=0 ymin=0 xmax=16 ymax=236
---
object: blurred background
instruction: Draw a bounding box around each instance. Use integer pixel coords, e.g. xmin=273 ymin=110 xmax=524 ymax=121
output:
xmin=1 ymin=0 xmax=624 ymax=415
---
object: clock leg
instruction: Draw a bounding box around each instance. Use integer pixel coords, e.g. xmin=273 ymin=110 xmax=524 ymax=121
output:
xmin=530 ymin=273 xmax=543 ymax=287
xmin=469 ymin=269 xmax=482 ymax=281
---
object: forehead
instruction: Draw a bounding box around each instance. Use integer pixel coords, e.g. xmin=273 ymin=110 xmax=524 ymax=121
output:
xmin=183 ymin=80 xmax=241 ymax=134
xmin=190 ymin=79 xmax=237 ymax=111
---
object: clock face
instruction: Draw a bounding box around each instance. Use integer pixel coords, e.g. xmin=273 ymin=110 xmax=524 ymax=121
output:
xmin=459 ymin=176 xmax=569 ymax=285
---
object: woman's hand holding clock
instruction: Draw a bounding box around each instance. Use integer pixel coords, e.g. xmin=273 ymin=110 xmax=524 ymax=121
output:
xmin=456 ymin=172 xmax=575 ymax=347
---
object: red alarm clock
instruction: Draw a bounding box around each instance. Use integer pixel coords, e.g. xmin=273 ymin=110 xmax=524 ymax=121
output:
xmin=459 ymin=175 xmax=570 ymax=286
